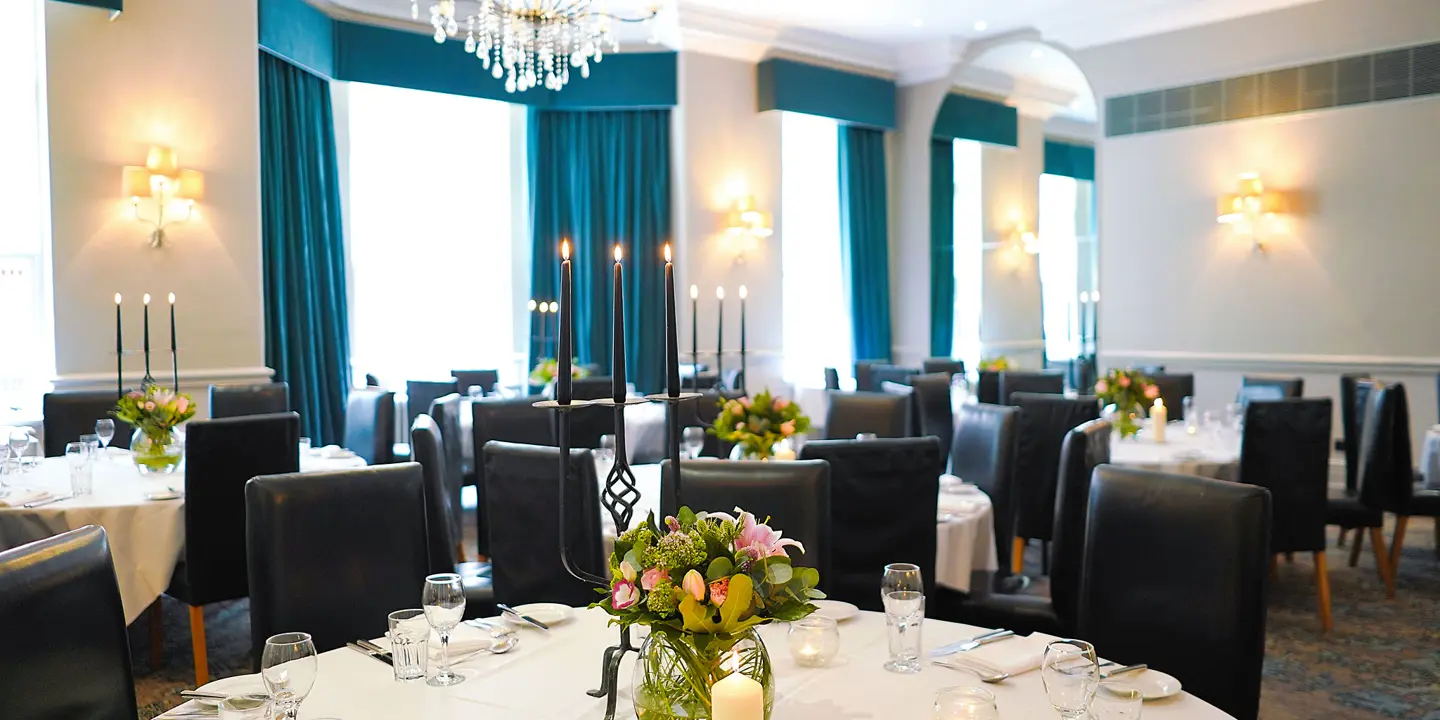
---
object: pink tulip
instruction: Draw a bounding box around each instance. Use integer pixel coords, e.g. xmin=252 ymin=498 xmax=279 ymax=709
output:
xmin=611 ymin=580 xmax=639 ymax=610
xmin=176 ymin=396 xmax=189 ymax=413
xmin=641 ymin=567 xmax=669 ymax=591
xmin=144 ymin=401 xmax=156 ymax=411
xmin=619 ymin=560 xmax=637 ymax=583
xmin=1094 ymin=380 xmax=1108 ymax=394
xmin=780 ymin=420 xmax=796 ymax=436
xmin=1118 ymin=375 xmax=1131 ymax=388
xmin=682 ymin=569 xmax=706 ymax=602
xmin=727 ymin=401 xmax=745 ymax=415
xmin=709 ymin=577 xmax=730 ymax=607
xmin=739 ymin=397 xmax=752 ymax=408
xmin=774 ymin=398 xmax=790 ymax=410
xmin=735 ymin=510 xmax=804 ymax=560
xmin=1144 ymin=384 xmax=1160 ymax=399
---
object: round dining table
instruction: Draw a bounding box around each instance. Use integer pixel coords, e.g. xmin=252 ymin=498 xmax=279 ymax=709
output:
xmin=0 ymin=449 xmax=367 ymax=624
xmin=1107 ymin=427 xmax=1241 ymax=481
xmin=167 ymin=606 xmax=1230 ymax=719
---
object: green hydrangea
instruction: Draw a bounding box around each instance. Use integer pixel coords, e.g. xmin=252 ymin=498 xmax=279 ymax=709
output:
xmin=622 ymin=526 xmax=658 ymax=567
xmin=698 ymin=517 xmax=740 ymax=548
xmin=646 ymin=580 xmax=679 ymax=616
xmin=653 ymin=531 xmax=707 ymax=570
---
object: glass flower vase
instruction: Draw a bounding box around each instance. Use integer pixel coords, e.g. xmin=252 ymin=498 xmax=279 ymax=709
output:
xmin=1103 ymin=403 xmax=1145 ymax=440
xmin=131 ymin=428 xmax=183 ymax=474
xmin=632 ymin=628 xmax=774 ymax=720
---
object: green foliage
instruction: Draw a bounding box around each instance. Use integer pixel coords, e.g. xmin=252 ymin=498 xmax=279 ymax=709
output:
xmin=709 ymin=389 xmax=812 ymax=460
xmin=528 ymin=358 xmax=590 ymax=385
xmin=111 ymin=386 xmax=197 ymax=443
xmin=1094 ymin=368 xmax=1157 ymax=438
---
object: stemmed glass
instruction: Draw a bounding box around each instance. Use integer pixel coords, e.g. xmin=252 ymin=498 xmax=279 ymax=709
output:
xmin=423 ymin=572 xmax=467 ymax=686
xmin=881 ymin=562 xmax=925 ymax=673
xmin=260 ymin=632 xmax=318 ymax=720
xmin=8 ymin=429 xmax=31 ymax=472
xmin=681 ymin=427 xmax=705 ymax=459
xmin=1041 ymin=639 xmax=1099 ymax=719
xmin=95 ymin=419 xmax=115 ymax=452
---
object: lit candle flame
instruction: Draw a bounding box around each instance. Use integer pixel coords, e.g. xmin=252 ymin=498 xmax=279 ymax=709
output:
xmin=143 ymin=293 xmax=151 ymax=305
xmin=561 ymin=238 xmax=570 ymax=260
xmin=739 ymin=285 xmax=747 ymax=300
xmin=168 ymin=292 xmax=175 ymax=304
xmin=613 ymin=244 xmax=623 ymax=263
xmin=690 ymin=285 xmax=698 ymax=300
xmin=716 ymin=286 xmax=725 ymax=300
xmin=528 ymin=299 xmax=537 ymax=311
xmin=114 ymin=293 xmax=122 ymax=304
xmin=663 ymin=243 xmax=672 ymax=263
xmin=1154 ymin=398 xmax=1164 ymax=408
xmin=548 ymin=301 xmax=558 ymax=313
xmin=723 ymin=650 xmax=740 ymax=674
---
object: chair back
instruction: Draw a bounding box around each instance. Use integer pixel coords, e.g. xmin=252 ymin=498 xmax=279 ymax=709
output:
xmin=870 ymin=365 xmax=922 ymax=389
xmin=0 ymin=526 xmax=136 ymax=720
xmin=1048 ymin=420 xmax=1110 ymax=629
xmin=949 ymin=404 xmax=1019 ymax=577
xmin=411 ymin=415 xmax=462 ymax=572
xmin=343 ymin=389 xmax=395 ymax=465
xmin=1079 ymin=466 xmax=1270 ymax=720
xmin=178 ymin=413 xmax=299 ymax=605
xmin=1011 ymin=394 xmax=1099 ymax=542
xmin=854 ymin=362 xmax=876 ymax=392
xmin=922 ymin=358 xmax=966 ymax=379
xmin=1356 ymin=381 xmax=1416 ymax=513
xmin=1339 ymin=373 xmax=1371 ymax=494
xmin=42 ymin=390 xmax=132 ymax=456
xmin=1238 ymin=399 xmax=1332 ymax=553
xmin=824 ymin=391 xmax=909 ymax=439
xmin=823 ymin=367 xmax=840 ymax=390
xmin=482 ymin=442 xmax=603 ymax=606
xmin=908 ymin=373 xmax=955 ymax=463
xmin=471 ymin=398 xmax=555 ymax=493
xmin=975 ymin=371 xmax=1001 ymax=405
xmin=999 ymin=371 xmax=1064 ymax=404
xmin=405 ymin=379 xmax=459 ymax=430
xmin=572 ymin=376 xmax=614 ymax=401
xmin=1148 ymin=373 xmax=1194 ymax=420
xmin=1238 ymin=376 xmax=1303 ymax=403
xmin=676 ymin=391 xmax=740 ymax=459
xmin=661 ymin=459 xmax=831 ymax=584
xmin=799 ymin=438 xmax=942 ymax=610
xmin=429 ymin=393 xmax=469 ymax=483
xmin=451 ymin=369 xmax=499 ymax=395
xmin=364 ymin=373 xmax=381 ymax=387
xmin=209 ymin=382 xmax=289 ymax=419
xmin=246 ymin=464 xmax=430 ymax=657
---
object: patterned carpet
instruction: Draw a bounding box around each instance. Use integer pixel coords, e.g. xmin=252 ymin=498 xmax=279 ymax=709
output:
xmin=131 ymin=519 xmax=1440 ymax=719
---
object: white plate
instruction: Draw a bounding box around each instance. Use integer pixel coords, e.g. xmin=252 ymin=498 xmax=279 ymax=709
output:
xmin=810 ymin=600 xmax=859 ymax=623
xmin=1106 ymin=668 xmax=1183 ymax=700
xmin=145 ymin=490 xmax=183 ymax=501
xmin=193 ymin=675 xmax=268 ymax=708
xmin=504 ymin=603 xmax=574 ymax=627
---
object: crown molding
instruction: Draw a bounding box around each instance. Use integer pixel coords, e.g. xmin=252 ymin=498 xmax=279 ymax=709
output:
xmin=672 ymin=4 xmax=898 ymax=74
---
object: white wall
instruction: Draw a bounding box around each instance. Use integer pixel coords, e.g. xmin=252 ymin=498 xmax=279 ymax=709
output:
xmin=46 ymin=0 xmax=268 ymax=403
xmin=1074 ymin=0 xmax=1440 ymax=444
xmin=979 ymin=113 xmax=1046 ymax=369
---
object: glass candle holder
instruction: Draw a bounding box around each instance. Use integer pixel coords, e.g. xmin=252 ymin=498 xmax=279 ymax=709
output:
xmin=787 ymin=615 xmax=840 ymax=667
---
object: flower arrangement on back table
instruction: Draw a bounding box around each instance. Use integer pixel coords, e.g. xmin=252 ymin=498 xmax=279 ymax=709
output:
xmin=709 ymin=389 xmax=811 ymax=461
xmin=1093 ymin=368 xmax=1159 ymax=439
xmin=978 ymin=355 xmax=1012 ymax=371
xmin=529 ymin=357 xmax=589 ymax=386
xmin=112 ymin=385 xmax=197 ymax=473
xmin=600 ymin=507 xmax=821 ymax=719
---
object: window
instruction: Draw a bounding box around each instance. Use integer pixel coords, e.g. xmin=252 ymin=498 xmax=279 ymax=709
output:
xmin=345 ymin=83 xmax=515 ymax=386
xmin=0 ymin=0 xmax=52 ymax=414
xmin=780 ymin=112 xmax=848 ymax=388
xmin=951 ymin=139 xmax=983 ymax=369
xmin=1038 ymin=173 xmax=1094 ymax=363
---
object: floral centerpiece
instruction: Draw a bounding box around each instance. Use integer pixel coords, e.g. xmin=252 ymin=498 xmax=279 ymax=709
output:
xmin=709 ymin=390 xmax=811 ymax=461
xmin=529 ymin=358 xmax=589 ymax=386
xmin=600 ymin=507 xmax=822 ymax=719
xmin=979 ymin=356 xmax=1012 ymax=371
xmin=112 ymin=386 xmax=196 ymax=473
xmin=1094 ymin=369 xmax=1159 ymax=439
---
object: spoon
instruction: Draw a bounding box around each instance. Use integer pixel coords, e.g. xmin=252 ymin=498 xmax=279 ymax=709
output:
xmin=932 ymin=658 xmax=1010 ymax=683
xmin=486 ymin=634 xmax=519 ymax=654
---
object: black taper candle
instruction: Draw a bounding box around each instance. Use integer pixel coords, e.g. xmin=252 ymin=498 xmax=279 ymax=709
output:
xmin=558 ymin=242 xmax=573 ymax=405
xmin=715 ymin=287 xmax=724 ymax=389
xmin=689 ymin=285 xmax=698 ymax=390
xmin=142 ymin=293 xmax=151 ymax=379
xmin=169 ymin=293 xmax=178 ymax=389
xmin=739 ymin=285 xmax=747 ymax=393
xmin=664 ymin=245 xmax=680 ymax=396
xmin=114 ymin=293 xmax=123 ymax=397
xmin=612 ymin=245 xmax=626 ymax=403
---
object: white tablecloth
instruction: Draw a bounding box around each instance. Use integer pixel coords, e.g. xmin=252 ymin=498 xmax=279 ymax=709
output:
xmin=172 ymin=607 xmax=1229 ymax=719
xmin=1421 ymin=426 xmax=1440 ymax=490
xmin=0 ymin=450 xmax=368 ymax=624
xmin=1108 ymin=428 xmax=1241 ymax=481
xmin=460 ymin=398 xmax=668 ymax=464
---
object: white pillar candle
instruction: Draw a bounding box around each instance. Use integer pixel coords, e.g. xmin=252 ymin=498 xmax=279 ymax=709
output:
xmin=1151 ymin=398 xmax=1167 ymax=443
xmin=712 ymin=653 xmax=763 ymax=720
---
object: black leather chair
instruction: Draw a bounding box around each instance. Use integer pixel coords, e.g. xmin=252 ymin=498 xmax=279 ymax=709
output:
xmin=870 ymin=364 xmax=922 ymax=390
xmin=661 ymin=459 xmax=831 ymax=584
xmin=823 ymin=368 xmax=841 ymax=390
xmin=675 ymin=391 xmax=740 ymax=459
xmin=573 ymin=376 xmax=614 ymax=401
xmin=364 ymin=373 xmax=381 ymax=387
xmin=483 ymin=442 xmax=603 ymax=607
xmin=824 ymin=391 xmax=909 ymax=439
xmin=42 ymin=390 xmax=132 ymax=456
xmin=1079 ymin=466 xmax=1271 ymax=720
xmin=246 ymin=464 xmax=431 ymax=658
xmin=975 ymin=370 xmax=1001 ymax=405
xmin=168 ymin=412 xmax=299 ymax=684
xmin=405 ymin=379 xmax=459 ymax=430
xmin=799 ymin=438 xmax=942 ymax=611
xmin=949 ymin=404 xmax=1020 ymax=582
xmin=471 ymin=398 xmax=555 ymax=556
xmin=922 ymin=358 xmax=965 ymax=379
xmin=430 ymin=393 xmax=474 ymax=488
xmin=343 ymin=388 xmax=395 ymax=465
xmin=1238 ymin=375 xmax=1303 ymax=403
xmin=1148 ymin=373 xmax=1194 ymax=421
xmin=451 ymin=369 xmax=500 ymax=396
xmin=1136 ymin=365 xmax=1166 ymax=376
xmin=956 ymin=420 xmax=1110 ymax=636
xmin=0 ymin=526 xmax=136 ymax=720
xmin=1237 ymin=399 xmax=1333 ymax=630
xmin=1325 ymin=380 xmax=1395 ymax=588
xmin=1009 ymin=394 xmax=1098 ymax=576
xmin=999 ymin=371 xmax=1065 ymax=404
xmin=208 ymin=382 xmax=289 ymax=419
xmin=909 ymin=373 xmax=956 ymax=464
xmin=1331 ymin=373 xmax=1372 ymax=550
xmin=854 ymin=362 xmax=877 ymax=392
xmin=409 ymin=417 xmax=494 ymax=615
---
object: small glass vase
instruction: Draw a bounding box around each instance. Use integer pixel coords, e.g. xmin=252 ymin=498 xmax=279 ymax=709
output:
xmin=632 ymin=628 xmax=775 ymax=720
xmin=131 ymin=428 xmax=183 ymax=474
xmin=1102 ymin=403 xmax=1145 ymax=440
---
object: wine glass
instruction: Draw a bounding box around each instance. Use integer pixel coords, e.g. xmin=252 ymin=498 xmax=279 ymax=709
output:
xmin=260 ymin=632 xmax=318 ymax=720
xmin=423 ymin=572 xmax=467 ymax=686
xmin=8 ymin=429 xmax=31 ymax=469
xmin=881 ymin=562 xmax=925 ymax=673
xmin=681 ymin=427 xmax=705 ymax=459
xmin=1041 ymin=639 xmax=1099 ymax=719
xmin=95 ymin=419 xmax=116 ymax=451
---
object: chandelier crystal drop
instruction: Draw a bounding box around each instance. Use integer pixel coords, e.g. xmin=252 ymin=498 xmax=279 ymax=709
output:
xmin=407 ymin=0 xmax=659 ymax=94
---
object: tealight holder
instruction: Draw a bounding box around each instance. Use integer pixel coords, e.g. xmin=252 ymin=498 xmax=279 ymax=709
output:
xmin=788 ymin=615 xmax=840 ymax=667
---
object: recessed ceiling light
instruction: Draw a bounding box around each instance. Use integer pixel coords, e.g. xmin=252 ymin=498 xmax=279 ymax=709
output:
xmin=1031 ymin=48 xmax=1043 ymax=59
xmin=911 ymin=18 xmax=924 ymax=27
xmin=973 ymin=20 xmax=988 ymax=32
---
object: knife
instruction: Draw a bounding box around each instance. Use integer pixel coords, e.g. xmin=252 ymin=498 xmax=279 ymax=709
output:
xmin=23 ymin=495 xmax=73 ymax=509
xmin=930 ymin=629 xmax=1014 ymax=657
xmin=1102 ymin=663 xmax=1147 ymax=679
xmin=346 ymin=641 xmax=393 ymax=665
xmin=497 ymin=603 xmax=550 ymax=631
xmin=178 ymin=691 xmax=228 ymax=700
xmin=356 ymin=638 xmax=393 ymax=659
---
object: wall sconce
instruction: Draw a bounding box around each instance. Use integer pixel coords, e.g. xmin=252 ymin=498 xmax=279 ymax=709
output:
xmin=1012 ymin=220 xmax=1040 ymax=255
xmin=123 ymin=145 xmax=204 ymax=248
xmin=1216 ymin=172 xmax=1289 ymax=251
xmin=720 ymin=194 xmax=772 ymax=262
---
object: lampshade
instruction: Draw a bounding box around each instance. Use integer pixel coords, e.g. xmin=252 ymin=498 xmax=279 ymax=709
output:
xmin=1235 ymin=173 xmax=1264 ymax=197
xmin=175 ymin=169 xmax=205 ymax=201
xmin=145 ymin=145 xmax=179 ymax=176
xmin=122 ymin=166 xmax=152 ymax=199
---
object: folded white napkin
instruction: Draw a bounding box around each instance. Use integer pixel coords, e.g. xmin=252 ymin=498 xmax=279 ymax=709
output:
xmin=320 ymin=445 xmax=356 ymax=459
xmin=0 ymin=490 xmax=51 ymax=508
xmin=387 ymin=618 xmax=497 ymax=662
xmin=962 ymin=632 xmax=1063 ymax=675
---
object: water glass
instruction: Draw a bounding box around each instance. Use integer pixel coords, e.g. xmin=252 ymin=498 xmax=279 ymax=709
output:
xmin=218 ymin=693 xmax=272 ymax=720
xmin=1182 ymin=397 xmax=1197 ymax=435
xmin=261 ymin=632 xmax=318 ymax=720
xmin=856 ymin=433 xmax=879 ymax=442
xmin=66 ymin=442 xmax=94 ymax=496
xmin=79 ymin=433 xmax=100 ymax=456
xmin=933 ymin=686 xmax=1000 ymax=719
xmin=423 ymin=573 xmax=466 ymax=687
xmin=467 ymin=385 xmax=485 ymax=399
xmin=387 ymin=608 xmax=430 ymax=681
xmin=1041 ymin=639 xmax=1099 ymax=719
xmin=881 ymin=562 xmax=925 ymax=673
xmin=298 ymin=437 xmax=312 ymax=456
xmin=681 ymin=426 xmax=706 ymax=459
xmin=1092 ymin=682 xmax=1144 ymax=719
xmin=787 ymin=615 xmax=840 ymax=667
xmin=95 ymin=419 xmax=115 ymax=449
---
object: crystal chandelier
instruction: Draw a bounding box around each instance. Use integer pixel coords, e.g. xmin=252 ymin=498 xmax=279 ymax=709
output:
xmin=410 ymin=1 xmax=659 ymax=93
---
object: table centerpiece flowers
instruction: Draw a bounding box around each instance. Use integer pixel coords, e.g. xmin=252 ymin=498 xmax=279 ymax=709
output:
xmin=1094 ymin=368 xmax=1159 ymax=439
xmin=529 ymin=358 xmax=590 ymax=387
xmin=112 ymin=386 xmax=196 ymax=474
xmin=599 ymin=507 xmax=822 ymax=720
xmin=709 ymin=390 xmax=811 ymax=461
xmin=978 ymin=356 xmax=1012 ymax=371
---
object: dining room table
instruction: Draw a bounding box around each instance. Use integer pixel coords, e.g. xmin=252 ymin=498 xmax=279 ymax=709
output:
xmin=162 ymin=605 xmax=1231 ymax=719
xmin=1107 ymin=425 xmax=1241 ymax=481
xmin=0 ymin=446 xmax=368 ymax=624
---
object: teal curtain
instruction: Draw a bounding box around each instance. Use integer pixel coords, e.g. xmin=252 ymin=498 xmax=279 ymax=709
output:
xmin=528 ymin=108 xmax=671 ymax=393
xmin=259 ymin=52 xmax=351 ymax=443
xmin=838 ymin=125 xmax=892 ymax=363
xmin=928 ymin=138 xmax=954 ymax=358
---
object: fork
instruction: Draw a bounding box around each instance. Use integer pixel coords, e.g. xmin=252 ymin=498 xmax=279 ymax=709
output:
xmin=933 ymin=657 xmax=1010 ymax=683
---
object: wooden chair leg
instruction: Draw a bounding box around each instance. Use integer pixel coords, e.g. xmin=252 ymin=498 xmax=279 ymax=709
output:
xmin=1313 ymin=551 xmax=1333 ymax=632
xmin=188 ymin=605 xmax=209 ymax=686
xmin=1387 ymin=516 xmax=1409 ymax=581
xmin=148 ymin=599 xmax=165 ymax=671
xmin=1348 ymin=529 xmax=1364 ymax=568
xmin=1336 ymin=528 xmax=1347 ymax=548
xmin=1011 ymin=538 xmax=1026 ymax=575
xmin=1268 ymin=554 xmax=1278 ymax=583
xmin=1370 ymin=527 xmax=1396 ymax=599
